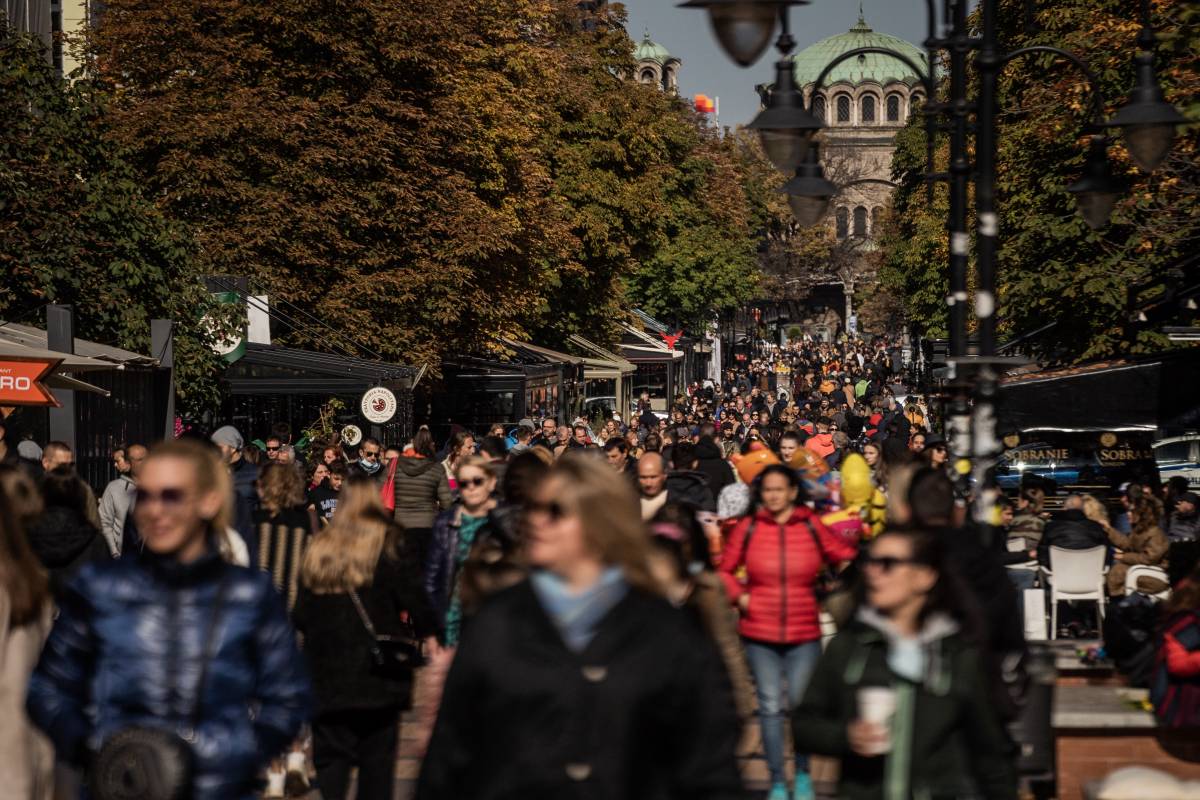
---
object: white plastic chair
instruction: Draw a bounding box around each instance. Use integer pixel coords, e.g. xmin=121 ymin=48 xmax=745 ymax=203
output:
xmin=1125 ymin=565 xmax=1171 ymax=601
xmin=1043 ymin=546 xmax=1107 ymax=640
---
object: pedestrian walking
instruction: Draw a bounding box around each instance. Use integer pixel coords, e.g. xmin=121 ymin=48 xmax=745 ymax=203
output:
xmin=792 ymin=528 xmax=1017 ymax=800
xmin=254 ymin=462 xmax=318 ymax=611
xmin=417 ymin=453 xmax=743 ymax=799
xmin=719 ymin=464 xmax=857 ymax=800
xmin=392 ymin=427 xmax=454 ymax=566
xmin=0 ymin=465 xmax=55 ymax=799
xmin=98 ymin=443 xmax=146 ymax=556
xmin=26 ymin=466 xmax=111 ymax=598
xmin=26 ymin=439 xmax=311 ymax=800
xmin=292 ymin=474 xmax=434 ymax=800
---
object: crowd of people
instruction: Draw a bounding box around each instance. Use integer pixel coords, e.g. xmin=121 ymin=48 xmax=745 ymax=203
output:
xmin=1 ymin=336 xmax=1198 ymax=799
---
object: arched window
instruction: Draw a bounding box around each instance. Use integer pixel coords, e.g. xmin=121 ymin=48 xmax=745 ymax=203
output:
xmin=853 ymin=206 xmax=868 ymax=237
xmin=861 ymin=95 xmax=876 ymax=123
xmin=811 ymin=94 xmax=825 ymax=122
xmin=872 ymin=206 xmax=884 ymax=235
xmin=886 ymin=94 xmax=901 ymax=122
xmin=835 ymin=207 xmax=849 ymax=240
xmin=640 ymin=68 xmax=656 ymax=85
xmin=910 ymin=93 xmax=924 ymax=118
xmin=836 ymin=94 xmax=851 ymax=123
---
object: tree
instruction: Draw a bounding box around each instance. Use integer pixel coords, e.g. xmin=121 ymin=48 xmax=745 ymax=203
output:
xmin=0 ymin=21 xmax=230 ymax=411
xmin=877 ymin=0 xmax=1198 ymax=361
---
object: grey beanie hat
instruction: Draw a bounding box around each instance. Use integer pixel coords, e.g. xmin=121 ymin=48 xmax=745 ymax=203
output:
xmin=210 ymin=425 xmax=244 ymax=450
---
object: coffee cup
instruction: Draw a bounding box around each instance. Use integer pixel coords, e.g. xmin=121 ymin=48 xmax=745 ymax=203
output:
xmin=857 ymin=687 xmax=896 ymax=755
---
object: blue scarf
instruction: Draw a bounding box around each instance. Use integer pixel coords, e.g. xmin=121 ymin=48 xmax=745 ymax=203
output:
xmin=530 ymin=566 xmax=628 ymax=653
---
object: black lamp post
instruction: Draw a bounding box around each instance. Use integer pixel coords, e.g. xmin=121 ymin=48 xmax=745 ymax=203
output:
xmin=746 ymin=9 xmax=823 ymax=172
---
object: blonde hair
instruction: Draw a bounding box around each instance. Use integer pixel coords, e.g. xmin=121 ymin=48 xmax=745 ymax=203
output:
xmin=258 ymin=462 xmax=306 ymax=514
xmin=301 ymin=475 xmax=395 ymax=593
xmin=455 ymin=454 xmax=497 ymax=482
xmin=537 ymin=452 xmax=658 ymax=595
xmin=143 ymin=439 xmax=236 ymax=561
xmin=1081 ymin=494 xmax=1110 ymax=527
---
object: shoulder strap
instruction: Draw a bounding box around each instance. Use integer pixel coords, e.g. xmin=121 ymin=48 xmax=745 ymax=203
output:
xmin=802 ymin=519 xmax=828 ymax=564
xmin=348 ymin=587 xmax=379 ymax=639
xmin=737 ymin=519 xmax=758 ymax=569
xmin=188 ymin=572 xmax=230 ymax=729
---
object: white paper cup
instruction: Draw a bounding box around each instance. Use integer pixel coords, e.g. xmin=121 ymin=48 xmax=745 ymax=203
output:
xmin=857 ymin=687 xmax=896 ymax=755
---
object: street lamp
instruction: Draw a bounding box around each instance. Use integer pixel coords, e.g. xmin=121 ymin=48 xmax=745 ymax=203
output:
xmin=677 ymin=0 xmax=808 ymax=67
xmin=781 ymin=145 xmax=836 ymax=226
xmin=1107 ymin=51 xmax=1187 ymax=173
xmin=750 ymin=53 xmax=823 ymax=171
xmin=1067 ymin=136 xmax=1126 ymax=231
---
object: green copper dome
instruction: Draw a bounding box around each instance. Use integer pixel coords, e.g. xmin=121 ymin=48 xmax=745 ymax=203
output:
xmin=634 ymin=31 xmax=675 ymax=66
xmin=792 ymin=15 xmax=927 ymax=89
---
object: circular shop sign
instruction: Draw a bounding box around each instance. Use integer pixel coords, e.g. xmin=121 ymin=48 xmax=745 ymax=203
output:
xmin=340 ymin=425 xmax=363 ymax=446
xmin=361 ymin=387 xmax=397 ymax=424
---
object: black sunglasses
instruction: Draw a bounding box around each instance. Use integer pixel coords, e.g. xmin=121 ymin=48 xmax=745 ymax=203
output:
xmin=460 ymin=476 xmax=489 ymax=489
xmin=526 ymin=500 xmax=567 ymax=521
xmin=362 ymin=450 xmax=380 ymax=458
xmin=864 ymin=555 xmax=923 ymax=573
xmin=136 ymin=487 xmax=186 ymax=507
xmin=266 ymin=446 xmax=280 ymax=452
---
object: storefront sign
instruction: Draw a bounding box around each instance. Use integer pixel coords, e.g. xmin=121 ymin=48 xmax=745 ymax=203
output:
xmin=361 ymin=387 xmax=397 ymax=424
xmin=340 ymin=425 xmax=363 ymax=446
xmin=0 ymin=357 xmax=61 ymax=407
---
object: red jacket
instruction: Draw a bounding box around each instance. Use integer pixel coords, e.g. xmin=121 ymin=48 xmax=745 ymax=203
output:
xmin=719 ymin=506 xmax=857 ymax=644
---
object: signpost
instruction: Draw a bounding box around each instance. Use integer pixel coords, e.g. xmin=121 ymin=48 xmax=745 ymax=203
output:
xmin=0 ymin=357 xmax=62 ymax=407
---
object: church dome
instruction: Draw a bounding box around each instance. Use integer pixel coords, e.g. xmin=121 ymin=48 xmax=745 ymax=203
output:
xmin=792 ymin=15 xmax=926 ymax=89
xmin=634 ymin=31 xmax=675 ymax=65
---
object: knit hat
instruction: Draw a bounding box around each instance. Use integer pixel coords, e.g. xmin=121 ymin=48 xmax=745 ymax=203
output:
xmin=210 ymin=425 xmax=244 ymax=450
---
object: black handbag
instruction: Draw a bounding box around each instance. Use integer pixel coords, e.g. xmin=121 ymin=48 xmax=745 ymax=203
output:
xmin=91 ymin=575 xmax=229 ymax=800
xmin=348 ymin=587 xmax=426 ymax=678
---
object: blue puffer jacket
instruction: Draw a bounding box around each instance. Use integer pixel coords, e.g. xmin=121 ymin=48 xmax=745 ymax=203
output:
xmin=27 ymin=546 xmax=312 ymax=800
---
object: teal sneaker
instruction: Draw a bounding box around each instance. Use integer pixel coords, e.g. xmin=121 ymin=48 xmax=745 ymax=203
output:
xmin=767 ymin=783 xmax=789 ymax=800
xmin=792 ymin=772 xmax=815 ymax=800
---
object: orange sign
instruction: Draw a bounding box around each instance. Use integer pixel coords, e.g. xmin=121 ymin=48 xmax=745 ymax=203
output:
xmin=0 ymin=357 xmax=61 ymax=407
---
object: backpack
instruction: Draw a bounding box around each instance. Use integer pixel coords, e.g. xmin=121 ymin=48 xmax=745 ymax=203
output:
xmin=1150 ymin=611 xmax=1200 ymax=727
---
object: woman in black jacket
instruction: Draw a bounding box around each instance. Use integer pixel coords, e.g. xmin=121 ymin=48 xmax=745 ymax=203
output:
xmin=292 ymin=475 xmax=434 ymax=800
xmin=25 ymin=466 xmax=110 ymax=597
xmin=417 ymin=453 xmax=743 ymax=800
xmin=792 ymin=528 xmax=1016 ymax=800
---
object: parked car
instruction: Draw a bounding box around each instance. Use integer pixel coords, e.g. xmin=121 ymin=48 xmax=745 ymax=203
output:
xmin=1154 ymin=435 xmax=1200 ymax=489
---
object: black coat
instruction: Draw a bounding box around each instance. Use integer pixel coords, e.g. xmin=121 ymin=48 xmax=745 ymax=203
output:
xmin=1037 ymin=510 xmax=1108 ymax=567
xmin=665 ymin=470 xmax=716 ymax=512
xmin=694 ymin=439 xmax=735 ymax=499
xmin=27 ymin=506 xmax=110 ymax=598
xmin=417 ymin=580 xmax=744 ymax=800
xmin=292 ymin=543 xmax=434 ymax=715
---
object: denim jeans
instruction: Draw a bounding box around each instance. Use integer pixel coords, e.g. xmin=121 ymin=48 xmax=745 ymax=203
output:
xmin=744 ymin=638 xmax=822 ymax=784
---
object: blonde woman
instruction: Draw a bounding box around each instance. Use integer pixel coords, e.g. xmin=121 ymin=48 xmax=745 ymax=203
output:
xmin=254 ymin=462 xmax=316 ymax=611
xmin=292 ymin=475 xmax=433 ymax=800
xmin=418 ymin=453 xmax=742 ymax=798
xmin=28 ymin=440 xmax=311 ymax=800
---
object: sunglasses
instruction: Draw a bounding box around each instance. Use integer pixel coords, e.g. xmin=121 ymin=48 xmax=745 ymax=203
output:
xmin=864 ymin=555 xmax=922 ymax=573
xmin=266 ymin=446 xmax=280 ymax=452
xmin=526 ymin=500 xmax=568 ymax=521
xmin=459 ymin=476 xmax=489 ymax=489
xmin=362 ymin=450 xmax=380 ymax=458
xmin=136 ymin=487 xmax=186 ymax=507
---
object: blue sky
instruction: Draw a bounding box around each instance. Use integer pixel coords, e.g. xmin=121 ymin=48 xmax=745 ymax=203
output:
xmin=620 ymin=0 xmax=938 ymax=127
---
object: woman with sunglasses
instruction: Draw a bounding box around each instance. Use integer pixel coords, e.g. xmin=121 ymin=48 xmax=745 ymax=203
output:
xmin=27 ymin=439 xmax=311 ymax=800
xmin=418 ymin=454 xmax=742 ymax=799
xmin=718 ymin=464 xmax=857 ymax=800
xmin=792 ymin=528 xmax=1015 ymax=800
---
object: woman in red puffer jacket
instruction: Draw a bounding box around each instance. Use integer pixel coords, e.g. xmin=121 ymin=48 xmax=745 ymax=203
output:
xmin=719 ymin=464 xmax=857 ymax=800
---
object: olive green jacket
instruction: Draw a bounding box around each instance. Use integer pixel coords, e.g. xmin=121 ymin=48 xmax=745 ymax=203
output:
xmin=792 ymin=614 xmax=1017 ymax=800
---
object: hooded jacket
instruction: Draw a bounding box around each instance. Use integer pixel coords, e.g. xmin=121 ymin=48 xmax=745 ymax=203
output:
xmin=806 ymin=432 xmax=836 ymax=459
xmin=665 ymin=470 xmax=716 ymax=513
xmin=27 ymin=507 xmax=110 ymax=599
xmin=26 ymin=548 xmax=312 ymax=800
xmin=392 ymin=456 xmax=454 ymax=530
xmin=719 ymin=506 xmax=857 ymax=644
xmin=792 ymin=612 xmax=1017 ymax=800
xmin=693 ymin=439 xmax=735 ymax=499
xmin=98 ymin=474 xmax=136 ymax=556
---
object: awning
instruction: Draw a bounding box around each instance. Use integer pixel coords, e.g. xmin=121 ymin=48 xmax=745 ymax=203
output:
xmin=998 ymin=351 xmax=1200 ymax=435
xmin=0 ymin=341 xmax=119 ymax=401
xmin=0 ymin=323 xmax=156 ymax=367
